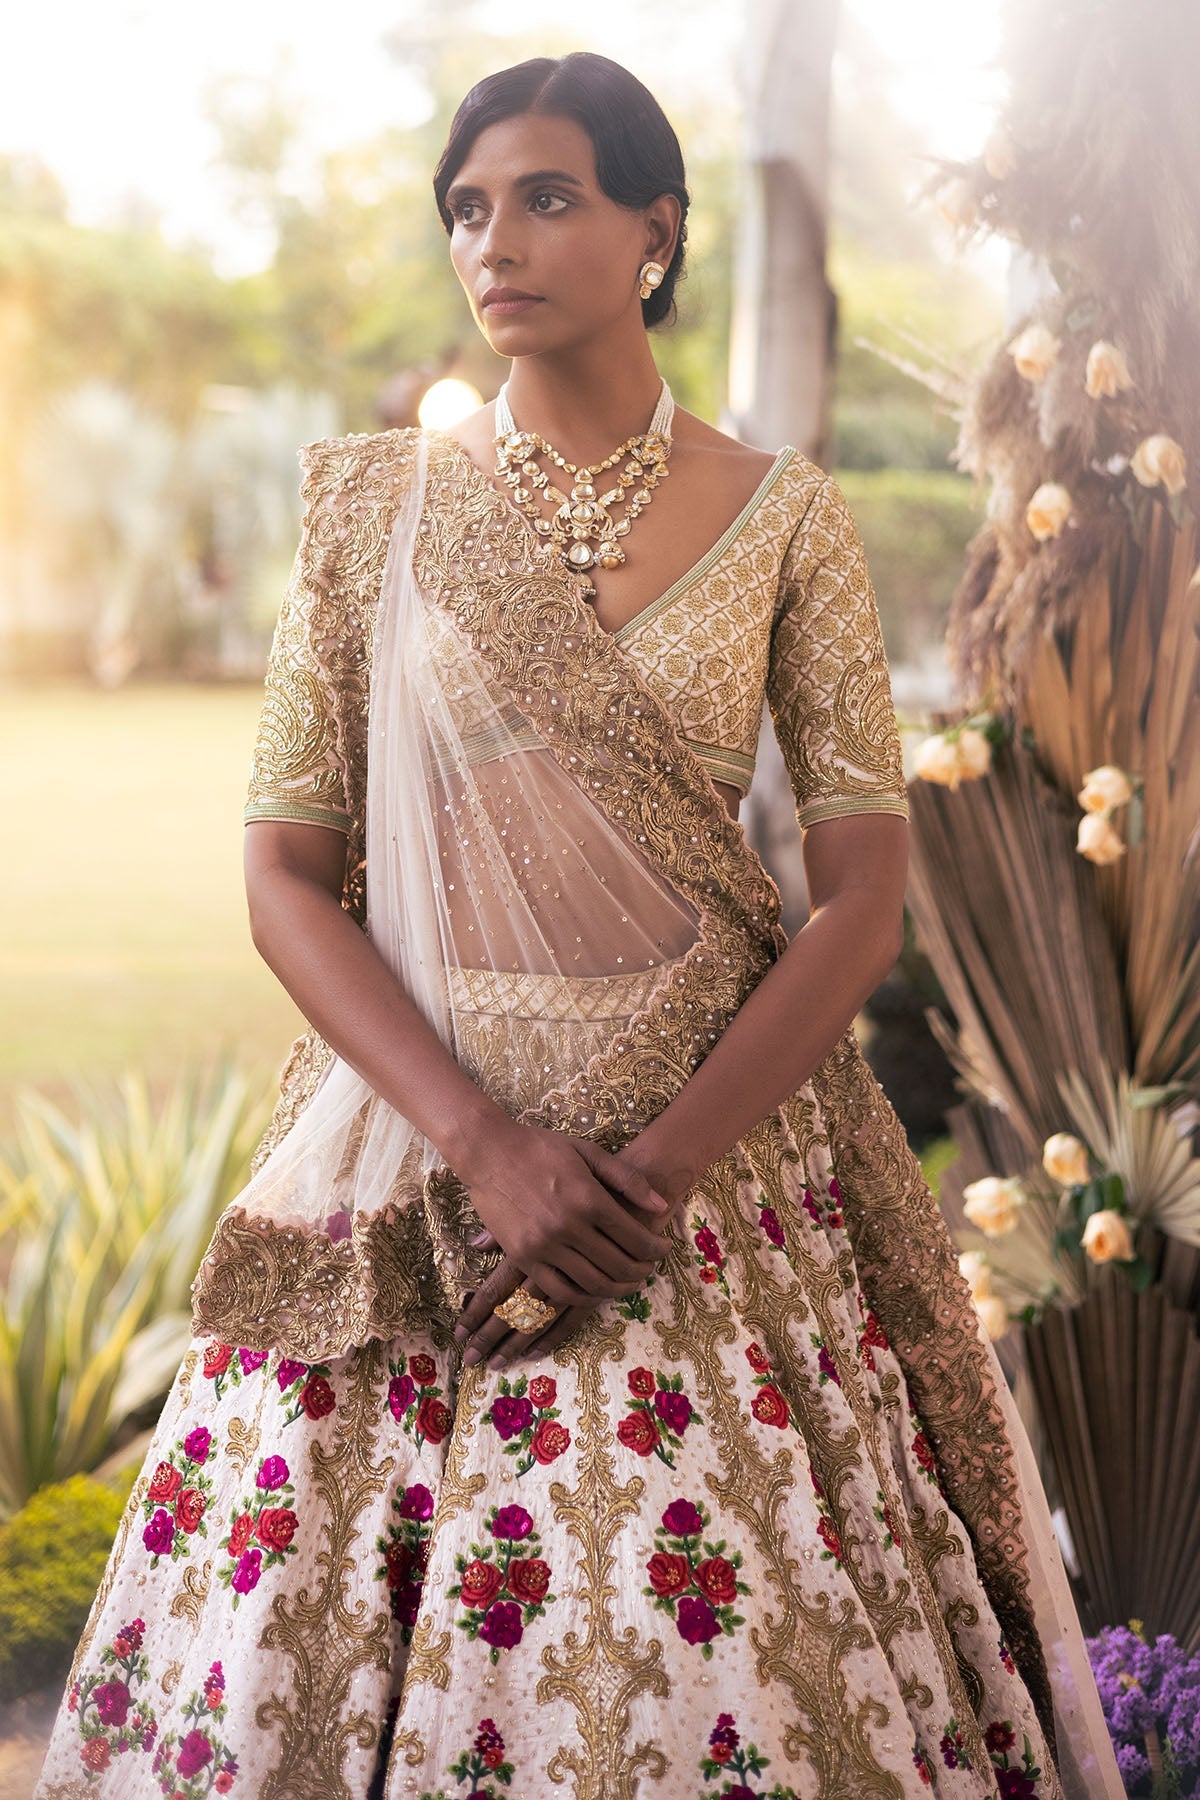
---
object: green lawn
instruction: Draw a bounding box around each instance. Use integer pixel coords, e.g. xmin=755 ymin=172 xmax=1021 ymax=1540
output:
xmin=2 ymin=681 xmax=305 ymax=1131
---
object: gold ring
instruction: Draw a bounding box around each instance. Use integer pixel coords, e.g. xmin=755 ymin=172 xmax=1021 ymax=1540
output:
xmin=492 ymin=1285 xmax=560 ymax=1333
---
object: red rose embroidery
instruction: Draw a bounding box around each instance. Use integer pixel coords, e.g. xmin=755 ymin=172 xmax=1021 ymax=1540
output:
xmin=416 ymin=1395 xmax=451 ymax=1444
xmin=646 ymin=1552 xmax=691 ymax=1598
xmin=506 ymin=1557 xmax=551 ymax=1604
xmin=627 ymin=1367 xmax=656 ymax=1398
xmin=81 ymin=1738 xmax=111 ymax=1772
xmin=174 ymin=1486 xmax=206 ymax=1534
xmin=530 ymin=1418 xmax=570 ymax=1465
xmin=817 ymin=1515 xmax=842 ymax=1561
xmin=528 ymin=1376 xmax=557 ymax=1407
xmin=699 ymin=1267 xmax=718 ymax=1284
xmin=751 ymin=1384 xmax=790 ymax=1429
xmin=694 ymin=1556 xmax=738 ymax=1605
xmin=409 ymin=1353 xmax=437 ymax=1385
xmin=745 ymin=1342 xmax=771 ymax=1374
xmin=148 ymin=1461 xmax=183 ymax=1504
xmin=459 ymin=1558 xmax=505 ymax=1611
xmin=203 ymin=1342 xmax=233 ymax=1378
xmin=227 ymin=1512 xmax=253 ymax=1558
xmin=299 ymin=1375 xmax=335 ymax=1420
xmin=617 ymin=1413 xmax=658 ymax=1457
xmin=255 ymin=1506 xmax=298 ymax=1552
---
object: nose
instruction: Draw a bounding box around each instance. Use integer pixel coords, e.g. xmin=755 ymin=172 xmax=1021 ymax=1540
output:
xmin=477 ymin=201 xmax=524 ymax=272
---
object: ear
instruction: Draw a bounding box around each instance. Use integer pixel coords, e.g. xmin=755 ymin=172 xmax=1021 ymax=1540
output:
xmin=643 ymin=192 xmax=681 ymax=267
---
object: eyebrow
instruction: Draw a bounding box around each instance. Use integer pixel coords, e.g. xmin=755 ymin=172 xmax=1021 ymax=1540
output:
xmin=444 ymin=169 xmax=587 ymax=209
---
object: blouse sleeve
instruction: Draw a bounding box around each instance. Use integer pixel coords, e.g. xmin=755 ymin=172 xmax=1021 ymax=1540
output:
xmin=765 ymin=470 xmax=910 ymax=830
xmin=242 ymin=438 xmax=354 ymax=834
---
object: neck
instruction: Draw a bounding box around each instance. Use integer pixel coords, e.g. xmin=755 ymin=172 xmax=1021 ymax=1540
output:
xmin=500 ymin=327 xmax=667 ymax=460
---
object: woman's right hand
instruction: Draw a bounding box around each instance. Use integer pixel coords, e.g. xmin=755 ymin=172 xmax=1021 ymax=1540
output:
xmin=459 ymin=1122 xmax=673 ymax=1307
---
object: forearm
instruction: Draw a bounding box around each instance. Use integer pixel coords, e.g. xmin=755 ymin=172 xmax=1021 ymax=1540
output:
xmin=628 ymin=893 xmax=901 ymax=1204
xmin=247 ymin=864 xmax=511 ymax=1178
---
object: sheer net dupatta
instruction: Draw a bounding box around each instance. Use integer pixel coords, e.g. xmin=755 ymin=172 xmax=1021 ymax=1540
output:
xmin=191 ymin=433 xmax=788 ymax=1361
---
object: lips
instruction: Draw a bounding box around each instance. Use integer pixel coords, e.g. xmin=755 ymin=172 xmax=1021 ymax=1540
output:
xmin=481 ymin=288 xmax=544 ymax=314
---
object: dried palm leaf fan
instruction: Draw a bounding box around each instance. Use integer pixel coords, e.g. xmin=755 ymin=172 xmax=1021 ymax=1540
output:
xmin=884 ymin=0 xmax=1200 ymax=1644
xmin=1024 ymin=1278 xmax=1200 ymax=1643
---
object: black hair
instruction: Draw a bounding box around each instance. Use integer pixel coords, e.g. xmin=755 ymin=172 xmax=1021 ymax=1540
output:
xmin=433 ymin=51 xmax=689 ymax=329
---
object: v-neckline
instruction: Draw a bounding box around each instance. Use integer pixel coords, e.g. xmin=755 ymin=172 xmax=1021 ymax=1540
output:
xmin=425 ymin=427 xmax=797 ymax=644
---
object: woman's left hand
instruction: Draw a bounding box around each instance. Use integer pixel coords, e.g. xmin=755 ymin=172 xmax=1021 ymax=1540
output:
xmin=452 ymin=1183 xmax=685 ymax=1371
xmin=452 ymin=1242 xmax=602 ymax=1369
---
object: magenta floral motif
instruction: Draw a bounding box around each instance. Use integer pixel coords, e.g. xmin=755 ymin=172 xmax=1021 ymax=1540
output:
xmin=386 ymin=1351 xmax=452 ymax=1450
xmin=617 ymin=1366 xmax=702 ymax=1467
xmin=150 ymin=1660 xmax=239 ymax=1795
xmin=985 ymin=1717 xmax=1043 ymax=1796
xmin=752 ymin=1188 xmax=798 ymax=1274
xmin=939 ymin=1716 xmax=972 ymax=1770
xmin=809 ymin=1330 xmax=842 ymax=1387
xmin=69 ymin=1616 xmax=158 ymax=1780
xmin=201 ymin=1341 xmax=267 ymax=1399
xmin=374 ymin=1480 xmax=436 ymax=1642
xmin=141 ymin=1426 xmax=218 ymax=1567
xmin=486 ymin=1372 xmax=571 ymax=1477
xmin=698 ymin=1708 xmax=797 ymax=1797
xmin=643 ymin=1498 xmax=750 ymax=1659
xmin=275 ymin=1355 xmax=337 ymax=1426
xmin=801 ymin=1177 xmax=844 ymax=1234
xmin=215 ymin=1453 xmax=299 ymax=1610
xmin=998 ymin=1632 xmax=1017 ymax=1675
xmin=417 ymin=1713 xmax=517 ymax=1798
xmin=690 ymin=1214 xmax=732 ymax=1300
xmin=912 ymin=1743 xmax=935 ymax=1785
xmin=447 ymin=1502 xmax=557 ymax=1665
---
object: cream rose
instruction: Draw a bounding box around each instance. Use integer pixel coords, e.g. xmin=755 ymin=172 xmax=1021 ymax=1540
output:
xmin=1084 ymin=340 xmax=1134 ymax=400
xmin=1077 ymin=812 xmax=1126 ymax=865
xmin=1077 ymin=765 xmax=1133 ymax=814
xmin=962 ymin=1175 xmax=1026 ymax=1238
xmin=914 ymin=728 xmax=991 ymax=792
xmin=1130 ymin=434 xmax=1188 ymax=496
xmin=1026 ymin=482 xmax=1073 ymax=541
xmin=913 ymin=734 xmax=961 ymax=787
xmin=1081 ymin=1208 xmax=1135 ymax=1263
xmin=958 ymin=1250 xmax=993 ymax=1298
xmin=1042 ymin=1132 xmax=1090 ymax=1187
xmin=1009 ymin=323 xmax=1061 ymax=382
xmin=974 ymin=1293 xmax=1011 ymax=1340
xmin=983 ymin=126 xmax=1016 ymax=180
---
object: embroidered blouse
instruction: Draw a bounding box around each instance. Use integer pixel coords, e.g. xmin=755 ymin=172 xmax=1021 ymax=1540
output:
xmin=242 ymin=426 xmax=909 ymax=840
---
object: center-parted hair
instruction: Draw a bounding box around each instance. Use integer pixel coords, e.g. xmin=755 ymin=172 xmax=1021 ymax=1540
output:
xmin=433 ymin=51 xmax=689 ymax=329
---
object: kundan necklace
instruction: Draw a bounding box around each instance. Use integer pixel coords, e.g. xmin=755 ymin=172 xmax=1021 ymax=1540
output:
xmin=492 ymin=378 xmax=675 ymax=598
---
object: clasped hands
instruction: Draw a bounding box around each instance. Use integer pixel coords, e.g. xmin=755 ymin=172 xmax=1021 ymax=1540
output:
xmin=451 ymin=1125 xmax=688 ymax=1373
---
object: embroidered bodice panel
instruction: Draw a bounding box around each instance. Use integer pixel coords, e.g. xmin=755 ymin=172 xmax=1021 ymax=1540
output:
xmin=242 ymin=424 xmax=909 ymax=842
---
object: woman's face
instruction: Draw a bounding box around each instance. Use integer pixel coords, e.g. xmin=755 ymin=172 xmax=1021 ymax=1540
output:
xmin=445 ymin=111 xmax=678 ymax=356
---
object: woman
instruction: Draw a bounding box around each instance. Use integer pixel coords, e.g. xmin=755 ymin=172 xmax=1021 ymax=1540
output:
xmin=36 ymin=51 xmax=1122 ymax=1800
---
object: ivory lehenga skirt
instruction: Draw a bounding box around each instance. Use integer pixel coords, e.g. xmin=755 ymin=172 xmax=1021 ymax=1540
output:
xmin=35 ymin=959 xmax=1093 ymax=1800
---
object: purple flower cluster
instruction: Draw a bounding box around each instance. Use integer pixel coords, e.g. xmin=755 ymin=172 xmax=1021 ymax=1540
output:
xmin=1086 ymin=1623 xmax=1200 ymax=1796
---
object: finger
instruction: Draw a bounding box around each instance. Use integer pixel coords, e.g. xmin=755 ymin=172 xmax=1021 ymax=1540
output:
xmin=581 ymin=1200 xmax=679 ymax=1267
xmin=549 ymin=1241 xmax=659 ymax=1299
xmin=454 ymin=1258 xmax=523 ymax=1341
xmin=459 ymin=1276 xmax=560 ymax=1366
xmin=575 ymin=1141 xmax=670 ymax=1215
xmin=518 ymin=1303 xmax=591 ymax=1362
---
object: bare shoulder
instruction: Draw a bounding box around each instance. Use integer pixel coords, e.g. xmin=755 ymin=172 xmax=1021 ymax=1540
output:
xmin=669 ymin=409 xmax=782 ymax=483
